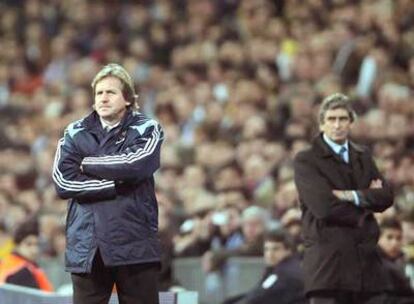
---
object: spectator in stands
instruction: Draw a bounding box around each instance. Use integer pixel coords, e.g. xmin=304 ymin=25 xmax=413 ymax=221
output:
xmin=173 ymin=196 xmax=218 ymax=257
xmin=280 ymin=208 xmax=304 ymax=255
xmin=0 ymin=216 xmax=53 ymax=291
xmin=212 ymin=205 xmax=244 ymax=252
xmin=401 ymin=210 xmax=414 ymax=292
xmin=52 ymin=63 xmax=164 ymax=304
xmin=378 ymin=218 xmax=414 ymax=302
xmin=222 ymin=229 xmax=307 ymax=304
xmin=202 ymin=205 xmax=268 ymax=273
xmin=0 ymin=221 xmax=14 ymax=261
xmin=294 ymin=93 xmax=394 ymax=304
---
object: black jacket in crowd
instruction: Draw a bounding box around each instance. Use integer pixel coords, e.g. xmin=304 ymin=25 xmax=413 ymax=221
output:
xmin=378 ymin=249 xmax=414 ymax=302
xmin=223 ymin=254 xmax=307 ymax=304
xmin=242 ymin=254 xmax=308 ymax=304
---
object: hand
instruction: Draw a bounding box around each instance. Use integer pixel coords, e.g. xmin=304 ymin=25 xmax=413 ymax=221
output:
xmin=369 ymin=179 xmax=382 ymax=189
xmin=332 ymin=190 xmax=354 ymax=202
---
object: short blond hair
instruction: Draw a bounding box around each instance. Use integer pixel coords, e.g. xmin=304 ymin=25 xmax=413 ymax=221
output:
xmin=91 ymin=63 xmax=139 ymax=109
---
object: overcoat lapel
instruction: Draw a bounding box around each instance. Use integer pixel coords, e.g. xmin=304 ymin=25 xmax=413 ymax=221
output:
xmin=314 ymin=135 xmax=351 ymax=188
xmin=349 ymin=142 xmax=367 ymax=189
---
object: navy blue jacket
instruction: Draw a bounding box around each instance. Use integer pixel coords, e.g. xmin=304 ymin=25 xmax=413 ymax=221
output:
xmin=52 ymin=110 xmax=164 ymax=273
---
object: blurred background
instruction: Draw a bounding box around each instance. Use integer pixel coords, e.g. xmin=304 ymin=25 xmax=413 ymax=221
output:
xmin=0 ymin=0 xmax=413 ymax=303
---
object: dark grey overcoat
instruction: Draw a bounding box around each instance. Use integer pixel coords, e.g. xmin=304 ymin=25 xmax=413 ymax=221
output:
xmin=294 ymin=134 xmax=393 ymax=295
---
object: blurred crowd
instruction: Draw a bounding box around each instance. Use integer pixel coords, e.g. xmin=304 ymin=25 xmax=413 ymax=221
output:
xmin=0 ymin=0 xmax=413 ymax=295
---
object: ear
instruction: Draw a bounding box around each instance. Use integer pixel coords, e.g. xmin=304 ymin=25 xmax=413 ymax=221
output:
xmin=319 ymin=122 xmax=324 ymax=131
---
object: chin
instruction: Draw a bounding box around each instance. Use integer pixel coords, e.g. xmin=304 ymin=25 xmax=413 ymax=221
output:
xmin=333 ymin=136 xmax=346 ymax=143
xmin=99 ymin=112 xmax=114 ymax=119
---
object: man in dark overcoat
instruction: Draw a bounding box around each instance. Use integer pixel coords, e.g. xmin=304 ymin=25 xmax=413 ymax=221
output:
xmin=294 ymin=93 xmax=394 ymax=304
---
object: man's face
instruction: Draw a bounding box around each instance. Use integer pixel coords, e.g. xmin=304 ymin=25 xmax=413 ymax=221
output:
xmin=264 ymin=241 xmax=291 ymax=266
xmin=379 ymin=228 xmax=402 ymax=259
xmin=94 ymin=76 xmax=130 ymax=124
xmin=242 ymin=217 xmax=264 ymax=243
xmin=320 ymin=108 xmax=352 ymax=144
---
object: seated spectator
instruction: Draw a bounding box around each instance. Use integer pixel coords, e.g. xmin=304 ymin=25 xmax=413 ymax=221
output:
xmin=173 ymin=204 xmax=217 ymax=257
xmin=0 ymin=221 xmax=14 ymax=261
xmin=280 ymin=208 xmax=304 ymax=255
xmin=0 ymin=217 xmax=53 ymax=291
xmin=378 ymin=218 xmax=414 ymax=301
xmin=222 ymin=229 xmax=307 ymax=304
xmin=202 ymin=205 xmax=269 ymax=273
xmin=211 ymin=205 xmax=244 ymax=251
xmin=401 ymin=210 xmax=414 ymax=290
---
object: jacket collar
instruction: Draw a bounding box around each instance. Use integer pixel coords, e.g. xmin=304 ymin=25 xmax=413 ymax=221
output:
xmin=313 ymin=133 xmax=364 ymax=158
xmin=83 ymin=109 xmax=135 ymax=133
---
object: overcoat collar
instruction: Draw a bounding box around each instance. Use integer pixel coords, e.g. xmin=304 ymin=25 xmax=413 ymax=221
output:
xmin=312 ymin=133 xmax=364 ymax=159
xmin=311 ymin=133 xmax=367 ymax=188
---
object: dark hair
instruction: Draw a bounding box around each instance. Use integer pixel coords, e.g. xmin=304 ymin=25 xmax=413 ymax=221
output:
xmin=264 ymin=229 xmax=295 ymax=251
xmin=379 ymin=218 xmax=402 ymax=232
xmin=13 ymin=217 xmax=39 ymax=245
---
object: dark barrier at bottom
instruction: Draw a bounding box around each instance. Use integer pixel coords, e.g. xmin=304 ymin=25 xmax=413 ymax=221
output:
xmin=0 ymin=284 xmax=198 ymax=304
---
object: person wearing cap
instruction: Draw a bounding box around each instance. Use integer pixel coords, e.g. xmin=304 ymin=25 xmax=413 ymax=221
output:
xmin=52 ymin=63 xmax=164 ymax=304
xmin=293 ymin=93 xmax=394 ymax=304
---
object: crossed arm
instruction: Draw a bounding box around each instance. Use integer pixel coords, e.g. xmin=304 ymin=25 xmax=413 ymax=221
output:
xmin=332 ymin=179 xmax=382 ymax=204
xmin=294 ymin=152 xmax=393 ymax=226
xmin=53 ymin=122 xmax=163 ymax=201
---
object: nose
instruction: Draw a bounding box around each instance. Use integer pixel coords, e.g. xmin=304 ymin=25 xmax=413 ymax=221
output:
xmin=99 ymin=92 xmax=109 ymax=102
xmin=334 ymin=119 xmax=341 ymax=128
xmin=390 ymin=239 xmax=400 ymax=247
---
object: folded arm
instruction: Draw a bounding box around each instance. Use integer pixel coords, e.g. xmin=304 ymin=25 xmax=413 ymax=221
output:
xmin=332 ymin=157 xmax=393 ymax=213
xmin=294 ymin=152 xmax=364 ymax=226
xmin=52 ymin=132 xmax=116 ymax=201
xmin=81 ymin=120 xmax=164 ymax=182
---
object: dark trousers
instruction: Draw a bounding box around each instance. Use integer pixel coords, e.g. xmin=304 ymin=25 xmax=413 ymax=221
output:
xmin=309 ymin=291 xmax=389 ymax=304
xmin=71 ymin=251 xmax=160 ymax=304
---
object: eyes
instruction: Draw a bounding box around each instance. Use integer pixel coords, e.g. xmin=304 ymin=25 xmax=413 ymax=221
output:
xmin=325 ymin=116 xmax=350 ymax=123
xmin=385 ymin=234 xmax=402 ymax=242
xmin=95 ymin=90 xmax=117 ymax=96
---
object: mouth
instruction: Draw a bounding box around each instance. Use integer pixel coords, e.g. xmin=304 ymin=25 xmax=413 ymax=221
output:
xmin=333 ymin=131 xmax=345 ymax=136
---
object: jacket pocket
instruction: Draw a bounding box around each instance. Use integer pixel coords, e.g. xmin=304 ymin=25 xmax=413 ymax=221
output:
xmin=140 ymin=181 xmax=158 ymax=232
